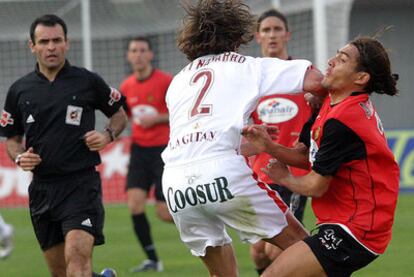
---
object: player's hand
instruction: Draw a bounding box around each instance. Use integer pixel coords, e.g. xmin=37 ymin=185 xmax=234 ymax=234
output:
xmin=304 ymin=92 xmax=324 ymax=109
xmin=138 ymin=115 xmax=158 ymax=128
xmin=84 ymin=130 xmax=111 ymax=151
xmin=241 ymin=124 xmax=278 ymax=153
xmin=261 ymin=159 xmax=290 ymax=185
xmin=17 ymin=147 xmax=41 ymax=171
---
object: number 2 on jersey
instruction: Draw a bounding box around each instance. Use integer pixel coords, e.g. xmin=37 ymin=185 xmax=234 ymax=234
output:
xmin=189 ymin=69 xmax=213 ymax=118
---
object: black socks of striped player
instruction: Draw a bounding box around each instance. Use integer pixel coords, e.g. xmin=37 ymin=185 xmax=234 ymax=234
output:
xmin=132 ymin=213 xmax=159 ymax=262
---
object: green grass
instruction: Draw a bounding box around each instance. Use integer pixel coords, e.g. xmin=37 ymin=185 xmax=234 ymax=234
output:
xmin=1 ymin=194 xmax=413 ymax=276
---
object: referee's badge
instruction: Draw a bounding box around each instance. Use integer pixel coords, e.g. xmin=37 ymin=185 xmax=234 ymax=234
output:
xmin=65 ymin=105 xmax=83 ymax=126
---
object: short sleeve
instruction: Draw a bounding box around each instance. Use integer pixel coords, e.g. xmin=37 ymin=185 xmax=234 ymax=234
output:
xmin=298 ymin=110 xmax=319 ymax=148
xmin=259 ymin=58 xmax=311 ymax=97
xmin=0 ymin=85 xmax=24 ymax=138
xmin=119 ymin=79 xmax=130 ymax=115
xmin=90 ymin=72 xmax=125 ymax=118
xmin=312 ymin=118 xmax=366 ymax=176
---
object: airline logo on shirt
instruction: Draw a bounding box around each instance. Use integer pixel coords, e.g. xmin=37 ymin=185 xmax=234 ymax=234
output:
xmin=257 ymin=97 xmax=298 ymax=124
xmin=131 ymin=105 xmax=158 ymax=125
xmin=165 ymin=176 xmax=234 ymax=213
xmin=0 ymin=110 xmax=14 ymax=127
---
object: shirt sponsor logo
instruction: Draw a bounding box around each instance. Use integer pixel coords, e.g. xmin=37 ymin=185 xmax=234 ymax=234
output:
xmin=0 ymin=110 xmax=14 ymax=127
xmin=131 ymin=104 xmax=157 ymax=125
xmin=168 ymin=130 xmax=217 ymax=150
xmin=257 ymin=98 xmax=298 ymax=124
xmin=166 ymin=176 xmax=234 ymax=213
xmin=65 ymin=105 xmax=83 ymax=126
xmin=108 ymin=87 xmax=121 ymax=106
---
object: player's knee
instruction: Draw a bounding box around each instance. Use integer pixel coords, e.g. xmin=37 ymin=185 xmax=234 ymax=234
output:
xmin=128 ymin=199 xmax=145 ymax=214
xmin=66 ymin=255 xmax=92 ymax=276
xmin=49 ymin=265 xmax=66 ymax=277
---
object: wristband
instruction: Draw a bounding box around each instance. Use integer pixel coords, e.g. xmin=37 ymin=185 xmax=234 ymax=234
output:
xmin=104 ymin=127 xmax=116 ymax=142
xmin=15 ymin=153 xmax=23 ymax=165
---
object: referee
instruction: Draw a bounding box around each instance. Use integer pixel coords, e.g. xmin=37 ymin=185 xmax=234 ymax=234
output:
xmin=0 ymin=14 xmax=127 ymax=277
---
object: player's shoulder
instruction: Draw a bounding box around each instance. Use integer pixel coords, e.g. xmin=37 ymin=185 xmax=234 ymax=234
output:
xmin=153 ymin=69 xmax=173 ymax=81
xmin=61 ymin=65 xmax=99 ymax=85
xmin=68 ymin=65 xmax=98 ymax=78
xmin=8 ymin=71 xmax=37 ymax=94
xmin=120 ymin=74 xmax=136 ymax=85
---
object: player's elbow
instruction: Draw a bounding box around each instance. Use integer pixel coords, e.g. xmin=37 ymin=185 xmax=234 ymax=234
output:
xmin=310 ymin=186 xmax=328 ymax=198
xmin=303 ymin=66 xmax=327 ymax=97
xmin=306 ymin=173 xmax=331 ymax=198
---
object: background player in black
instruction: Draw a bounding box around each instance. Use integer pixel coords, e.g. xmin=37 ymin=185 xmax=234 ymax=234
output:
xmin=0 ymin=14 xmax=127 ymax=277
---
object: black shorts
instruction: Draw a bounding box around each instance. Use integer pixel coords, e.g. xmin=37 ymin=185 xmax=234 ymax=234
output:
xmin=126 ymin=143 xmax=166 ymax=201
xmin=303 ymin=224 xmax=378 ymax=277
xmin=268 ymin=184 xmax=307 ymax=222
xmin=29 ymin=169 xmax=105 ymax=251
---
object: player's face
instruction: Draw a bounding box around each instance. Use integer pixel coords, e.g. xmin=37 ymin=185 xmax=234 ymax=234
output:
xmin=127 ymin=40 xmax=153 ymax=73
xmin=256 ymin=16 xmax=290 ymax=58
xmin=29 ymin=24 xmax=68 ymax=72
xmin=322 ymin=44 xmax=362 ymax=92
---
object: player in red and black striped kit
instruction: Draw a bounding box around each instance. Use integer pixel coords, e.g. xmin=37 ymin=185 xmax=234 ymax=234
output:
xmin=243 ymin=37 xmax=399 ymax=276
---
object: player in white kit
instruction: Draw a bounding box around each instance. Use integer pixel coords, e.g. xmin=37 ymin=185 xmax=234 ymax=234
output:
xmin=161 ymin=1 xmax=326 ymax=276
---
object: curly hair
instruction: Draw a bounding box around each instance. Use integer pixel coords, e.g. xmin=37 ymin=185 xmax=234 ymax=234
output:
xmin=351 ymin=37 xmax=398 ymax=96
xmin=177 ymin=0 xmax=256 ymax=61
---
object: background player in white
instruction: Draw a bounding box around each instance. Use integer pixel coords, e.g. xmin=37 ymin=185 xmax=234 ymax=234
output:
xmin=161 ymin=1 xmax=326 ymax=276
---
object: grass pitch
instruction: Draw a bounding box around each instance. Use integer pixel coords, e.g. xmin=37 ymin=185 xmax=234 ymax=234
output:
xmin=1 ymin=194 xmax=413 ymax=276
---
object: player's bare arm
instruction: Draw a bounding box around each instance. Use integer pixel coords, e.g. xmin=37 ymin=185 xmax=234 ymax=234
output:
xmin=262 ymin=159 xmax=332 ymax=197
xmin=303 ymin=66 xmax=328 ymax=97
xmin=139 ymin=112 xmax=169 ymax=128
xmin=240 ymin=125 xmax=278 ymax=156
xmin=84 ymin=107 xmax=127 ymax=151
xmin=242 ymin=125 xmax=309 ymax=169
xmin=6 ymin=136 xmax=41 ymax=171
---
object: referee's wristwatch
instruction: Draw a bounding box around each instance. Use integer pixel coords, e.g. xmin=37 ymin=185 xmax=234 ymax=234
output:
xmin=15 ymin=153 xmax=23 ymax=165
xmin=104 ymin=127 xmax=116 ymax=142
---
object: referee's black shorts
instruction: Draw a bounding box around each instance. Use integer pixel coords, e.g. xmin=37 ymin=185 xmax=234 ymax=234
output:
xmin=29 ymin=168 xmax=105 ymax=251
xmin=304 ymin=224 xmax=378 ymax=277
xmin=126 ymin=143 xmax=166 ymax=201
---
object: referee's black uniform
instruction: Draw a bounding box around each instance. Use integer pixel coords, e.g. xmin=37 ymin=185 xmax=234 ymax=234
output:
xmin=0 ymin=61 xmax=124 ymax=250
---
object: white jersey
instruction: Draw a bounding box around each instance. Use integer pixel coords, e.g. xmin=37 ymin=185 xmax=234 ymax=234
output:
xmin=162 ymin=52 xmax=311 ymax=165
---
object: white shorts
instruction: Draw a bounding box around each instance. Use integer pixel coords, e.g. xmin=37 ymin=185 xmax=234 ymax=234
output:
xmin=162 ymin=153 xmax=289 ymax=256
